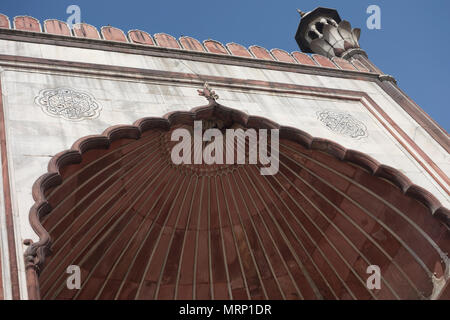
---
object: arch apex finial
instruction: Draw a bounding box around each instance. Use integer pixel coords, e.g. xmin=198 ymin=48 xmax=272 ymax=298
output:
xmin=297 ymin=9 xmax=307 ymax=18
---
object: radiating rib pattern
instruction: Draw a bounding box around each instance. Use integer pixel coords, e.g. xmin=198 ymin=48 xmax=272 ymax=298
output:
xmin=36 ymin=125 xmax=449 ymax=300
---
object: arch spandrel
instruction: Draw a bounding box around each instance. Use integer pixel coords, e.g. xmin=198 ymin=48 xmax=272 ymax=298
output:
xmin=24 ymin=102 xmax=450 ymax=300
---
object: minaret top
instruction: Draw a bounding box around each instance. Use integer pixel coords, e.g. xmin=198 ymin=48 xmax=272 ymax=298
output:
xmin=295 ymin=7 xmax=362 ymax=59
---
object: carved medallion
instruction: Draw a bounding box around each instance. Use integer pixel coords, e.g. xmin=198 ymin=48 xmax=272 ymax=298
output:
xmin=317 ymin=110 xmax=368 ymax=139
xmin=35 ymin=88 xmax=101 ymax=121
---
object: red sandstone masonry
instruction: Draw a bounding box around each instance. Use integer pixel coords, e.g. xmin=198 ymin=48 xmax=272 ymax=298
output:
xmin=0 ymin=14 xmax=10 ymax=29
xmin=179 ymin=36 xmax=205 ymax=52
xmin=226 ymin=43 xmax=253 ymax=58
xmin=128 ymin=30 xmax=154 ymax=45
xmin=154 ymin=33 xmax=180 ymax=49
xmin=24 ymin=103 xmax=450 ymax=300
xmin=72 ymin=23 xmax=100 ymax=39
xmin=332 ymin=57 xmax=357 ymax=71
xmin=249 ymin=45 xmax=275 ymax=61
xmin=351 ymin=59 xmax=370 ymax=72
xmin=312 ymin=54 xmax=338 ymax=69
xmin=271 ymin=48 xmax=297 ymax=63
xmin=13 ymin=16 xmax=41 ymax=32
xmin=203 ymin=40 xmax=229 ymax=55
xmin=44 ymin=20 xmax=71 ymax=36
xmin=292 ymin=52 xmax=317 ymax=66
xmin=101 ymin=26 xmax=127 ymax=42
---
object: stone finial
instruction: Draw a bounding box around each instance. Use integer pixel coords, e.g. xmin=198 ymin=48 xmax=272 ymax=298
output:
xmin=296 ymin=9 xmax=307 ymax=18
xmin=295 ymin=7 xmax=363 ymax=59
xmin=198 ymin=83 xmax=219 ymax=102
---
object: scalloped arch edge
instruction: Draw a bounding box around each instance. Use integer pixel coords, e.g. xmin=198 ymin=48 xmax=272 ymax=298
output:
xmin=24 ymin=101 xmax=450 ymax=278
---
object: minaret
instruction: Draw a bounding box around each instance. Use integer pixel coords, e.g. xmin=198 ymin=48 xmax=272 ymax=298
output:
xmin=294 ymin=7 xmax=387 ymax=77
xmin=295 ymin=7 xmax=450 ymax=164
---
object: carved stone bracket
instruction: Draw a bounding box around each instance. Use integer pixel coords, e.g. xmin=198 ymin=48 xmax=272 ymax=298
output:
xmin=379 ymin=74 xmax=398 ymax=85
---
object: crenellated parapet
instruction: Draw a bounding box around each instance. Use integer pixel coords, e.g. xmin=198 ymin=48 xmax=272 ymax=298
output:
xmin=0 ymin=13 xmax=379 ymax=75
xmin=72 ymin=22 xmax=100 ymax=39
xmin=101 ymin=26 xmax=127 ymax=42
xmin=43 ymin=19 xmax=71 ymax=36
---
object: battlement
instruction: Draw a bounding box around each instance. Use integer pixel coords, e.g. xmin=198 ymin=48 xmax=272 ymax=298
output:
xmin=0 ymin=13 xmax=373 ymax=74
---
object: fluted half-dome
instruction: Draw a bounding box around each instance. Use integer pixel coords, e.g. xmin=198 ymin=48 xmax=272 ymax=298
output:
xmin=26 ymin=104 xmax=449 ymax=300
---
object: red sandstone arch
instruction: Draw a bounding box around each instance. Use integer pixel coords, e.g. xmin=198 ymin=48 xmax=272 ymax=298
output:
xmin=24 ymin=101 xmax=450 ymax=300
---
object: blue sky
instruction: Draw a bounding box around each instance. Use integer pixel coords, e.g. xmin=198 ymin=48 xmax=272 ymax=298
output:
xmin=1 ymin=0 xmax=449 ymax=131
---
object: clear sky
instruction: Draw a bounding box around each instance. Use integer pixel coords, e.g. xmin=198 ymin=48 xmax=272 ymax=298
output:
xmin=1 ymin=0 xmax=449 ymax=132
